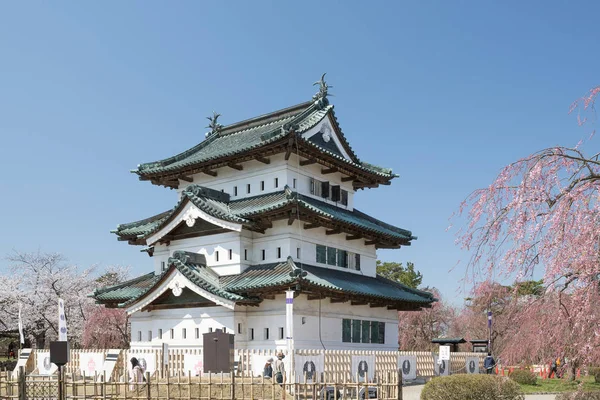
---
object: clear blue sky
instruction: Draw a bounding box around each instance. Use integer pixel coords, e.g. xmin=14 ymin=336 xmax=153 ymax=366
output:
xmin=0 ymin=1 xmax=597 ymax=305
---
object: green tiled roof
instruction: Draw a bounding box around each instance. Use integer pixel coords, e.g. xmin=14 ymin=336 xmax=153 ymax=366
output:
xmin=113 ymin=186 xmax=415 ymax=245
xmin=222 ymin=258 xmax=434 ymax=305
xmin=132 ymin=100 xmax=395 ymax=180
xmin=93 ymin=256 xmax=434 ymax=308
xmin=92 ymin=272 xmax=159 ymax=303
xmin=116 ymin=251 xmax=251 ymax=308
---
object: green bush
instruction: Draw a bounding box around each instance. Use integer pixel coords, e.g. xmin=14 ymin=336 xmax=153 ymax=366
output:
xmin=556 ymin=392 xmax=600 ymax=400
xmin=509 ymin=369 xmax=537 ymax=385
xmin=420 ymin=374 xmax=524 ymax=400
xmin=588 ymin=367 xmax=600 ymax=383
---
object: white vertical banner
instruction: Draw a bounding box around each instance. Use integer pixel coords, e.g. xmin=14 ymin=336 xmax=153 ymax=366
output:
xmin=285 ymin=290 xmax=294 ymax=381
xmin=58 ymin=298 xmax=67 ymax=341
xmin=18 ymin=304 xmax=24 ymax=345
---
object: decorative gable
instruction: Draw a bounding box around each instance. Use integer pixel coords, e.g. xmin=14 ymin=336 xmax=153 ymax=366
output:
xmin=302 ymin=117 xmax=352 ymax=161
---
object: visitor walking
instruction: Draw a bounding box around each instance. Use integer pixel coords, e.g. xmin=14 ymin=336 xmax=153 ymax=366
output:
xmin=263 ymin=357 xmax=273 ymax=378
xmin=484 ymin=352 xmax=495 ymax=374
xmin=274 ymin=352 xmax=286 ymax=399
xmin=129 ymin=357 xmax=144 ymax=390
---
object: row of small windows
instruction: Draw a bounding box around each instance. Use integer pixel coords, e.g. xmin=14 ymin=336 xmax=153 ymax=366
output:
xmin=232 ymin=178 xmax=296 ymax=197
xmin=316 ymin=245 xmax=360 ymax=270
xmin=248 ymin=327 xmax=285 ymax=341
xmin=163 ymin=247 xmax=302 ymax=270
xmin=310 ymin=178 xmax=348 ymax=206
xmin=137 ymin=327 xmax=226 ymax=342
xmin=342 ymin=319 xmax=385 ymax=344
xmin=137 ymin=326 xmax=285 ymax=342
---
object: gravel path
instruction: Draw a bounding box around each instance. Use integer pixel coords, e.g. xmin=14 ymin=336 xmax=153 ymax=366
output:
xmin=400 ymin=384 xmax=557 ymax=400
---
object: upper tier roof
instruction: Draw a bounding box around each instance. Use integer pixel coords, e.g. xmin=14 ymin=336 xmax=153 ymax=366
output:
xmin=112 ymin=185 xmax=416 ymax=249
xmin=131 ymin=87 xmax=397 ymax=189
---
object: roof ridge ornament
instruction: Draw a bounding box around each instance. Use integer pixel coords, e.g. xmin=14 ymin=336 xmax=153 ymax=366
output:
xmin=312 ymin=73 xmax=332 ymax=108
xmin=205 ymin=111 xmax=223 ymax=138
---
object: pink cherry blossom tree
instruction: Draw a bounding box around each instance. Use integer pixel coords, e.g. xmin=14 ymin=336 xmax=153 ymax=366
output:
xmin=82 ymin=307 xmax=129 ymax=349
xmin=454 ymin=86 xmax=600 ymax=377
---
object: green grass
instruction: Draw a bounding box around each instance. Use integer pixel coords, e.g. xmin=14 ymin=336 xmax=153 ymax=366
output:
xmin=518 ymin=376 xmax=600 ymax=394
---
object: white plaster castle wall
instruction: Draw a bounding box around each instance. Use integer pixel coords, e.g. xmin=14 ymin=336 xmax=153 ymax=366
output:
xmin=129 ymin=306 xmax=235 ymax=350
xmin=130 ymin=294 xmax=399 ymax=351
xmin=153 ymin=219 xmax=377 ymax=277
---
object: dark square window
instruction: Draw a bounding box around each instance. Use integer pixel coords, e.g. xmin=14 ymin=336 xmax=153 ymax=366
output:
xmin=327 ymin=247 xmax=337 ymax=266
xmin=331 ymin=185 xmax=341 ymax=202
xmin=370 ymin=321 xmax=379 ymax=344
xmin=352 ymin=320 xmax=361 ymax=343
xmin=321 ymin=181 xmax=330 ymax=199
xmin=337 ymin=250 xmax=348 ymax=268
xmin=316 ymin=245 xmax=327 ymax=263
xmin=342 ymin=319 xmax=352 ymax=343
xmin=361 ymin=321 xmax=370 ymax=343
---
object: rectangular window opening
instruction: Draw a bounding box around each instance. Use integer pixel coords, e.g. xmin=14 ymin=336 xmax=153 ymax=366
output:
xmin=229 ymin=249 xmax=233 ymax=260
xmin=341 ymin=190 xmax=348 ymax=206
xmin=250 ymin=328 xmax=254 ymax=341
xmin=247 ymin=184 xmax=251 ymax=194
xmin=244 ymin=249 xmax=248 ymax=261
xmin=342 ymin=319 xmax=351 ymax=343
xmin=352 ymin=320 xmax=361 ymax=343
xmin=215 ymin=251 xmax=219 ymax=262
xmin=238 ymin=323 xmax=242 ymax=334
xmin=261 ymin=249 xmax=266 ymax=261
xmin=264 ymin=328 xmax=269 ymax=340
xmin=316 ymin=245 xmax=327 ymax=264
xmin=275 ymin=177 xmax=279 ymax=188
xmin=161 ymin=261 xmax=166 ymax=271
xmin=279 ymin=327 xmax=284 ymax=340
xmin=261 ymin=181 xmax=265 ymax=191
xmin=195 ymin=328 xmax=200 ymax=339
xmin=138 ymin=331 xmax=142 ymax=342
xmin=182 ymin=328 xmax=187 ymax=339
xmin=158 ymin=329 xmax=163 ymax=340
xmin=296 ymin=247 xmax=301 ymax=259
xmin=234 ymin=186 xmax=238 ymax=196
xmin=277 ymin=247 xmax=281 ymax=259
xmin=170 ymin=329 xmax=174 ymax=339
xmin=293 ymin=178 xmax=297 ymax=189
xmin=148 ymin=330 xmax=152 ymax=341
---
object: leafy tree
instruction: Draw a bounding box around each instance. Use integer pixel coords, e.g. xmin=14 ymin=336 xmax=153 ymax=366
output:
xmin=376 ymin=260 xmax=423 ymax=288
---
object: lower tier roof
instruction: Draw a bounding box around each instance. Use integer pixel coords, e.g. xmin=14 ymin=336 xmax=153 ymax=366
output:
xmin=92 ymin=252 xmax=434 ymax=311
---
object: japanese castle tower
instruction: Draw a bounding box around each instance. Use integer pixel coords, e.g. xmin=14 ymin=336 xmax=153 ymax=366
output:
xmin=93 ymin=76 xmax=434 ymax=351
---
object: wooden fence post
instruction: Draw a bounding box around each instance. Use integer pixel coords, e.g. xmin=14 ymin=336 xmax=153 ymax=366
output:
xmin=18 ymin=366 xmax=25 ymax=400
xmin=397 ymin=368 xmax=403 ymax=400
xmin=146 ymin=372 xmax=151 ymax=400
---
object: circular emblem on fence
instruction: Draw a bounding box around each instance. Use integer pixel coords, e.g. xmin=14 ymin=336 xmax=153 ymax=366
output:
xmin=469 ymin=360 xmax=476 ymax=373
xmin=439 ymin=360 xmax=446 ymax=374
xmin=402 ymin=359 xmax=411 ymax=376
xmin=303 ymin=361 xmax=316 ymax=380
xmin=43 ymin=356 xmax=51 ymax=371
xmin=357 ymin=360 xmax=368 ymax=378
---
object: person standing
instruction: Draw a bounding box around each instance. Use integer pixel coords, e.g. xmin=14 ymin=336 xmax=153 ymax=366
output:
xmin=484 ymin=352 xmax=495 ymax=374
xmin=274 ymin=352 xmax=286 ymax=399
xmin=263 ymin=358 xmax=274 ymax=378
xmin=129 ymin=358 xmax=144 ymax=391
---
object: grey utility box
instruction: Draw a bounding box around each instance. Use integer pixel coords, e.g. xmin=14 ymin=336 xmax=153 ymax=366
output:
xmin=203 ymin=329 xmax=234 ymax=373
